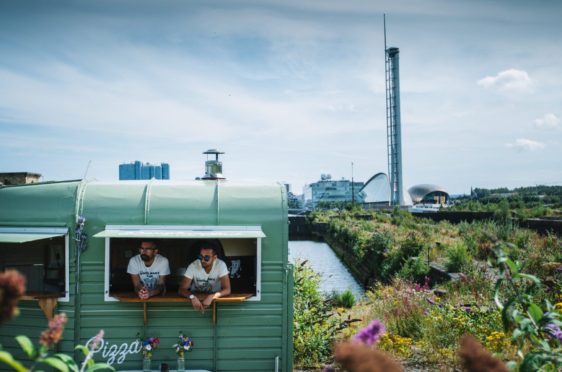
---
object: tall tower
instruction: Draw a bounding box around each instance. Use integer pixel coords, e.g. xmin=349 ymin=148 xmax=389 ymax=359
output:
xmin=384 ymin=15 xmax=405 ymax=206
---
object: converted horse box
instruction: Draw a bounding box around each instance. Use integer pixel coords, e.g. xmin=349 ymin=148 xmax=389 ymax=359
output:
xmin=0 ymin=178 xmax=293 ymax=371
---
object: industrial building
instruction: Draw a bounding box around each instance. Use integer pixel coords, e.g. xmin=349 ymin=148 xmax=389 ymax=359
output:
xmin=0 ymin=172 xmax=41 ymax=185
xmin=119 ymin=161 xmax=170 ymax=180
xmin=303 ymin=174 xmax=364 ymax=209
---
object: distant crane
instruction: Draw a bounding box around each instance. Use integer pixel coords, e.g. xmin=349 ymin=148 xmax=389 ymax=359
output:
xmin=384 ymin=14 xmax=405 ymax=206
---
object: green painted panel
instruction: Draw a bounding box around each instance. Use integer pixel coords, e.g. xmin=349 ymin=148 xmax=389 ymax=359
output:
xmin=217 ymin=337 xmax=281 ymax=349
xmin=81 ymin=183 xmax=148 ymax=226
xmin=217 ymin=326 xmax=282 ymax=338
xmin=216 ymin=315 xmax=282 ymax=326
xmin=216 ymin=305 xmax=283 ymax=315
xmin=80 ymin=282 xmax=105 ymax=292
xmin=144 ymin=182 xmax=218 ymax=225
xmin=218 ymin=347 xmax=281 ymax=359
xmin=0 ymin=181 xmax=80 ymax=225
xmin=0 ymin=232 xmax=65 ymax=243
xmin=261 ymin=282 xmax=283 ymax=293
xmin=113 ymin=359 xmax=213 ymax=372
xmin=78 ymin=268 xmax=105 ymax=280
xmin=79 ymin=293 xmax=107 ymax=305
xmin=216 ymin=358 xmax=278 ymax=371
xmin=141 ymin=315 xmax=214 ymax=328
xmin=259 ymin=293 xmax=283 ymax=303
xmin=261 ymin=271 xmax=284 ymax=282
xmin=129 ymin=349 xmax=214 ymax=362
xmin=79 ymin=314 xmax=144 ymax=327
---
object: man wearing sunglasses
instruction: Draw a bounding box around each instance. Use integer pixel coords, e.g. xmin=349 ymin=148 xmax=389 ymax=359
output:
xmin=178 ymin=240 xmax=231 ymax=312
xmin=127 ymin=240 xmax=170 ymax=299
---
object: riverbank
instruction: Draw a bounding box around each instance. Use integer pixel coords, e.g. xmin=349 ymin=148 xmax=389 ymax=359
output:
xmin=290 ymin=209 xmax=562 ymax=370
xmin=289 ymin=240 xmax=364 ymax=299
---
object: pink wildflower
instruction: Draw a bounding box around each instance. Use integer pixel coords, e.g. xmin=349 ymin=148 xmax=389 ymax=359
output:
xmin=39 ymin=313 xmax=67 ymax=348
xmin=89 ymin=330 xmax=105 ymax=351
xmin=0 ymin=270 xmax=26 ymax=323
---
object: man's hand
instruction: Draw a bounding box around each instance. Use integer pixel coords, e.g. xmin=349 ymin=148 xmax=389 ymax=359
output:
xmin=190 ymin=296 xmax=204 ymax=312
xmin=138 ymin=286 xmax=149 ymax=300
xmin=202 ymin=294 xmax=215 ymax=307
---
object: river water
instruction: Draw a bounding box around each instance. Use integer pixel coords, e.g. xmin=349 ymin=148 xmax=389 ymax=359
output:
xmin=288 ymin=240 xmax=365 ymax=300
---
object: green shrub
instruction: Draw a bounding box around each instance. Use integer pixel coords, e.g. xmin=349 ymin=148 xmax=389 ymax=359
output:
xmin=330 ymin=289 xmax=356 ymax=308
xmin=292 ymin=260 xmax=341 ymax=369
xmin=462 ymin=234 xmax=478 ymax=256
xmin=445 ymin=242 xmax=472 ymax=272
xmin=398 ymin=257 xmax=430 ymax=282
xmin=362 ymin=230 xmax=393 ymax=272
xmin=381 ymin=232 xmax=424 ymax=280
xmin=492 ymin=244 xmax=562 ymax=370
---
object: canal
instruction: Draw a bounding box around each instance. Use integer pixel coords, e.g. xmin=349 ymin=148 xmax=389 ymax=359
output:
xmin=288 ymin=240 xmax=365 ymax=300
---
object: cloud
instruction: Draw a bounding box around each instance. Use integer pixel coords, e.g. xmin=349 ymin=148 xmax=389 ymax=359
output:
xmin=477 ymin=69 xmax=533 ymax=93
xmin=505 ymin=138 xmax=545 ymax=151
xmin=534 ymin=113 xmax=560 ymax=129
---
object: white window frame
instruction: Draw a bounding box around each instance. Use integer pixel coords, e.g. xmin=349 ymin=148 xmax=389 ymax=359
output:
xmin=0 ymin=227 xmax=69 ymax=302
xmin=99 ymin=225 xmax=263 ymax=302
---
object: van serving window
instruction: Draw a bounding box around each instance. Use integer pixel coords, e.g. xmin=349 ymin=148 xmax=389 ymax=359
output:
xmin=0 ymin=227 xmax=70 ymax=311
xmin=96 ymin=225 xmax=264 ymax=304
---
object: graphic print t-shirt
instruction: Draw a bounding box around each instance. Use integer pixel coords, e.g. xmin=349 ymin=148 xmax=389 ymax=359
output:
xmin=127 ymin=254 xmax=171 ymax=290
xmin=184 ymin=259 xmax=229 ymax=293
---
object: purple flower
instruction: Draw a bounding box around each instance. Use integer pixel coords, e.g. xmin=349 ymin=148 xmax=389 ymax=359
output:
xmin=353 ymin=319 xmax=385 ymax=345
xmin=545 ymin=323 xmax=562 ymax=342
xmin=322 ymin=366 xmax=336 ymax=372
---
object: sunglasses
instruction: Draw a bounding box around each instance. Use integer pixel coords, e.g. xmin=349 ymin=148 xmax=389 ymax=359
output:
xmin=198 ymin=255 xmax=213 ymax=262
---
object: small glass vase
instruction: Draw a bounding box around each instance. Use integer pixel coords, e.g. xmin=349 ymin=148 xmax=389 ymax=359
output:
xmin=177 ymin=357 xmax=185 ymax=372
xmin=142 ymin=357 xmax=151 ymax=372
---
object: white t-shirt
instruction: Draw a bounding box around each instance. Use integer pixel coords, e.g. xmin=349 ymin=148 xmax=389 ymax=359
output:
xmin=127 ymin=254 xmax=171 ymax=290
xmin=184 ymin=259 xmax=229 ymax=293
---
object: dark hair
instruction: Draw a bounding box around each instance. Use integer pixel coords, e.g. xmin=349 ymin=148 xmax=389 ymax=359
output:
xmin=140 ymin=240 xmax=157 ymax=248
xmin=192 ymin=239 xmax=221 ymax=256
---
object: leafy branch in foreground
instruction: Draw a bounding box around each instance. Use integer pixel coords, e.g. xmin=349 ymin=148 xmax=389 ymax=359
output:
xmin=0 ymin=269 xmax=113 ymax=372
xmin=0 ymin=313 xmax=113 ymax=372
xmin=492 ymin=243 xmax=562 ymax=371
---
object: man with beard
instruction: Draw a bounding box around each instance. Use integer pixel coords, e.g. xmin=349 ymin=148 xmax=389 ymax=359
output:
xmin=127 ymin=240 xmax=170 ymax=299
xmin=178 ymin=240 xmax=231 ymax=312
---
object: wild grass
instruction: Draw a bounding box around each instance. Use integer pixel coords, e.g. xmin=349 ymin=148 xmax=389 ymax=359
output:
xmin=301 ymin=209 xmax=562 ymax=369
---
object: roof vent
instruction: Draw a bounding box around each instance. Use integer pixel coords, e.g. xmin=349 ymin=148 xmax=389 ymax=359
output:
xmin=201 ymin=149 xmax=225 ymax=180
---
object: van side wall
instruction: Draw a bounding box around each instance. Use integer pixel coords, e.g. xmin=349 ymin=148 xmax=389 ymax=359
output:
xmin=0 ymin=181 xmax=291 ymax=372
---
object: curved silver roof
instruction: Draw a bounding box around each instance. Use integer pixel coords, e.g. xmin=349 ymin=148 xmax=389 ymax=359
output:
xmin=360 ymin=172 xmax=390 ymax=203
xmin=408 ymin=184 xmax=448 ymax=204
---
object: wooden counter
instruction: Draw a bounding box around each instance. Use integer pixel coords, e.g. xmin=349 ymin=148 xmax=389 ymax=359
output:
xmin=111 ymin=292 xmax=253 ymax=325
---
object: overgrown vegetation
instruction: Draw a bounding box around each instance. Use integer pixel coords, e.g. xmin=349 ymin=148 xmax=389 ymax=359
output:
xmin=292 ymin=260 xmax=359 ymax=369
xmin=296 ymin=208 xmax=562 ymax=370
xmin=450 ymin=185 xmax=562 ymax=217
xmin=328 ymin=289 xmax=356 ymax=309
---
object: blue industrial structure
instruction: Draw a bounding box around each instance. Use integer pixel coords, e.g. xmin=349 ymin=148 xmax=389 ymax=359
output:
xmin=119 ymin=161 xmax=170 ymax=180
xmin=384 ymin=15 xmax=405 ymax=206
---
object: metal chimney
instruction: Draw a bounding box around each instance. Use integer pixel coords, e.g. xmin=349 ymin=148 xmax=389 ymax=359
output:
xmin=384 ymin=15 xmax=405 ymax=206
xmin=201 ymin=149 xmax=225 ymax=180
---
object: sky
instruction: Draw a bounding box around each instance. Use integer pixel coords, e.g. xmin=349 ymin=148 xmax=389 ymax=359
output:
xmin=1 ymin=0 xmax=561 ymax=196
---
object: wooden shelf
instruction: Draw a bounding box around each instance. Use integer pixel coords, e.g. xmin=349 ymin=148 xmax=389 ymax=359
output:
xmin=111 ymin=292 xmax=253 ymax=325
xmin=21 ymin=292 xmax=63 ymax=320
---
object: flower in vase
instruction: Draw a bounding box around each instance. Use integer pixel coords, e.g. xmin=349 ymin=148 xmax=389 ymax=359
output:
xmin=173 ymin=333 xmax=194 ymax=358
xmin=141 ymin=337 xmax=160 ymax=358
